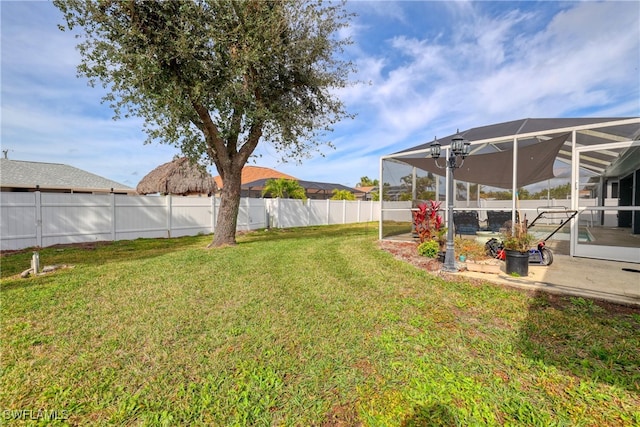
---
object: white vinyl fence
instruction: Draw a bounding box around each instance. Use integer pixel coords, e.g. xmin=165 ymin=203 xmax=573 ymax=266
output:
xmin=0 ymin=192 xmax=380 ymax=251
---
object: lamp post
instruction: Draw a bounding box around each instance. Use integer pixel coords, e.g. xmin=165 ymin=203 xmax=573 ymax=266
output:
xmin=430 ymin=130 xmax=470 ymax=272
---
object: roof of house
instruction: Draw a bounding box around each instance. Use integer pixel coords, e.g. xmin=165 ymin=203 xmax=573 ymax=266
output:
xmin=243 ymin=178 xmax=363 ymax=195
xmin=0 ymin=159 xmax=134 ymax=193
xmin=355 ymin=186 xmax=377 ymax=193
xmin=213 ymin=165 xmax=297 ymax=188
xmin=136 ymin=157 xmax=217 ymax=195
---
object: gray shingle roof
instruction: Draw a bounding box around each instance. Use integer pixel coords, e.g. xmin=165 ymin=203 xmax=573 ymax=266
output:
xmin=242 ymin=178 xmax=363 ymax=194
xmin=0 ymin=159 xmax=133 ymax=192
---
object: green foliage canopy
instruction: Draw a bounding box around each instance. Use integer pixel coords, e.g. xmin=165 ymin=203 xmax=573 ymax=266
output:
xmin=262 ymin=178 xmax=307 ymax=200
xmin=330 ymin=189 xmax=356 ymax=200
xmin=54 ymin=0 xmax=354 ymax=246
xmin=357 ymin=176 xmax=379 ymax=187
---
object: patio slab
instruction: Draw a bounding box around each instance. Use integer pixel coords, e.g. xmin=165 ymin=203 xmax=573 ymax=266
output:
xmin=457 ymin=254 xmax=640 ymax=307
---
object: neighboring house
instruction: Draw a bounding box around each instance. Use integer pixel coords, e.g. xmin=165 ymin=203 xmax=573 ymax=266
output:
xmin=213 ymin=165 xmax=363 ymax=200
xmin=354 ymin=186 xmax=377 ymax=201
xmin=243 ymin=178 xmax=364 ymax=200
xmin=212 ymin=165 xmax=297 ymax=193
xmin=0 ymin=159 xmax=135 ymax=194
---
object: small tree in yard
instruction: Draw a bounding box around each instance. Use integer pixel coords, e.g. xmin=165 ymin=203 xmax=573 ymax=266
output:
xmin=262 ymin=178 xmax=307 ymax=200
xmin=330 ymin=189 xmax=355 ymax=200
xmin=54 ymin=0 xmax=355 ymax=247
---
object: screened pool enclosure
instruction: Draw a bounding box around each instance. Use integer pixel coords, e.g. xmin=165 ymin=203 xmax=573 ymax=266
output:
xmin=379 ymin=118 xmax=640 ymax=263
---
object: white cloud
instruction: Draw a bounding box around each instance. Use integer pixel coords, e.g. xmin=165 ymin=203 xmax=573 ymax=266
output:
xmin=2 ymin=1 xmax=638 ymax=189
xmin=466 ymin=2 xmax=639 ymax=120
xmin=348 ymin=1 xmax=638 ymax=128
xmin=318 ymin=1 xmax=639 ymax=183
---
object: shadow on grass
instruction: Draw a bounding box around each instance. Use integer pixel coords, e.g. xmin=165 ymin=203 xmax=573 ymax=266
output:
xmin=401 ymin=403 xmax=456 ymax=426
xmin=515 ymin=291 xmax=640 ymax=393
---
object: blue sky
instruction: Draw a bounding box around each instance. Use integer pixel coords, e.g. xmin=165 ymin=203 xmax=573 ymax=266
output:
xmin=2 ymin=1 xmax=639 ymax=189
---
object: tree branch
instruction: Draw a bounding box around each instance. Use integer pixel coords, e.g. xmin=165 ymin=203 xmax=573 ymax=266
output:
xmin=191 ymin=100 xmax=228 ymax=165
xmin=237 ymin=120 xmax=263 ymax=167
xmin=227 ymin=107 xmax=242 ymax=158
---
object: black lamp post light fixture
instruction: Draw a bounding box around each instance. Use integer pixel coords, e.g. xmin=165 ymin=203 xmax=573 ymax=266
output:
xmin=430 ymin=130 xmax=471 ymax=272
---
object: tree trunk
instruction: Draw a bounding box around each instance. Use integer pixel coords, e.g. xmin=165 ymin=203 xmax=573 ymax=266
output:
xmin=209 ymin=168 xmax=242 ymax=247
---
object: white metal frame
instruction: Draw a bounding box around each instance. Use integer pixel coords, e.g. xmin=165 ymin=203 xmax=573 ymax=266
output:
xmin=572 ymin=139 xmax=640 ymax=262
xmin=379 ymin=118 xmax=640 ymax=263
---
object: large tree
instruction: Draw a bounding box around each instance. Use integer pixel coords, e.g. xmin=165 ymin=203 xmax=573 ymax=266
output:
xmin=54 ymin=0 xmax=354 ymax=246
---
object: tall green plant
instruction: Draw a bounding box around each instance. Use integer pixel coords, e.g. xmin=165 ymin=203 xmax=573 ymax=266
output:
xmin=262 ymin=178 xmax=307 ymax=200
xmin=330 ymin=189 xmax=356 ymax=200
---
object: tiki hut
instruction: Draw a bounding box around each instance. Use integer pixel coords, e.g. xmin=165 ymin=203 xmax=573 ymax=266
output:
xmin=136 ymin=157 xmax=217 ymax=196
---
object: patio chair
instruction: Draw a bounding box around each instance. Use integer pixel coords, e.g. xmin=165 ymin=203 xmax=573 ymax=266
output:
xmin=453 ymin=211 xmax=480 ymax=237
xmin=486 ymin=210 xmax=523 ymax=232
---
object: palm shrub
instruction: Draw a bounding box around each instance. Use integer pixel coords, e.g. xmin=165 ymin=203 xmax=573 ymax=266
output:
xmin=330 ymin=189 xmax=356 ymax=200
xmin=262 ymin=178 xmax=307 ymax=200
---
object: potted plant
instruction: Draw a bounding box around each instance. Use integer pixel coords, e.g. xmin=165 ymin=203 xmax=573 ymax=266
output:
xmin=501 ymin=221 xmax=534 ymax=276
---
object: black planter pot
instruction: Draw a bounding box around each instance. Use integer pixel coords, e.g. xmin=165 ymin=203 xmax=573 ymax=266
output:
xmin=505 ymin=250 xmax=529 ymax=276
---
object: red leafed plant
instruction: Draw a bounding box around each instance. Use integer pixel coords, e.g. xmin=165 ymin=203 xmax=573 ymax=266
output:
xmin=412 ymin=201 xmax=443 ymax=243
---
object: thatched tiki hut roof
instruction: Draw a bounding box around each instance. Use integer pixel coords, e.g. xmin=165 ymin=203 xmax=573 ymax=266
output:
xmin=137 ymin=157 xmax=217 ymax=196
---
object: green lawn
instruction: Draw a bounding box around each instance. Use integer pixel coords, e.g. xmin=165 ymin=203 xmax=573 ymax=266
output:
xmin=1 ymin=224 xmax=639 ymax=426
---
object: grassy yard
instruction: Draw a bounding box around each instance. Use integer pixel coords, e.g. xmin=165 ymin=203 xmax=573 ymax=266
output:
xmin=1 ymin=224 xmax=639 ymax=426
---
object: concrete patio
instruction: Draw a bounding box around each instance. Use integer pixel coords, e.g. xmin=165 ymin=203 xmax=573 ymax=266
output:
xmin=457 ymin=254 xmax=640 ymax=308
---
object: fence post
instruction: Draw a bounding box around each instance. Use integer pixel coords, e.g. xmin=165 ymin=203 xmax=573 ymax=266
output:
xmin=357 ymin=200 xmax=361 ymax=223
xmin=306 ymin=198 xmax=311 ymax=227
xmin=166 ymin=194 xmax=172 ymax=238
xmin=35 ymin=189 xmax=42 ymax=248
xmin=111 ymin=192 xmax=116 ymax=242
xmin=342 ymin=200 xmax=347 ymax=224
xmin=264 ymin=199 xmax=270 ymax=229
xmin=263 ymin=198 xmax=269 ymax=229
xmin=244 ymin=197 xmax=250 ymax=231
xmin=211 ymin=194 xmax=216 ymax=234
xmin=326 ymin=199 xmax=330 ymax=225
